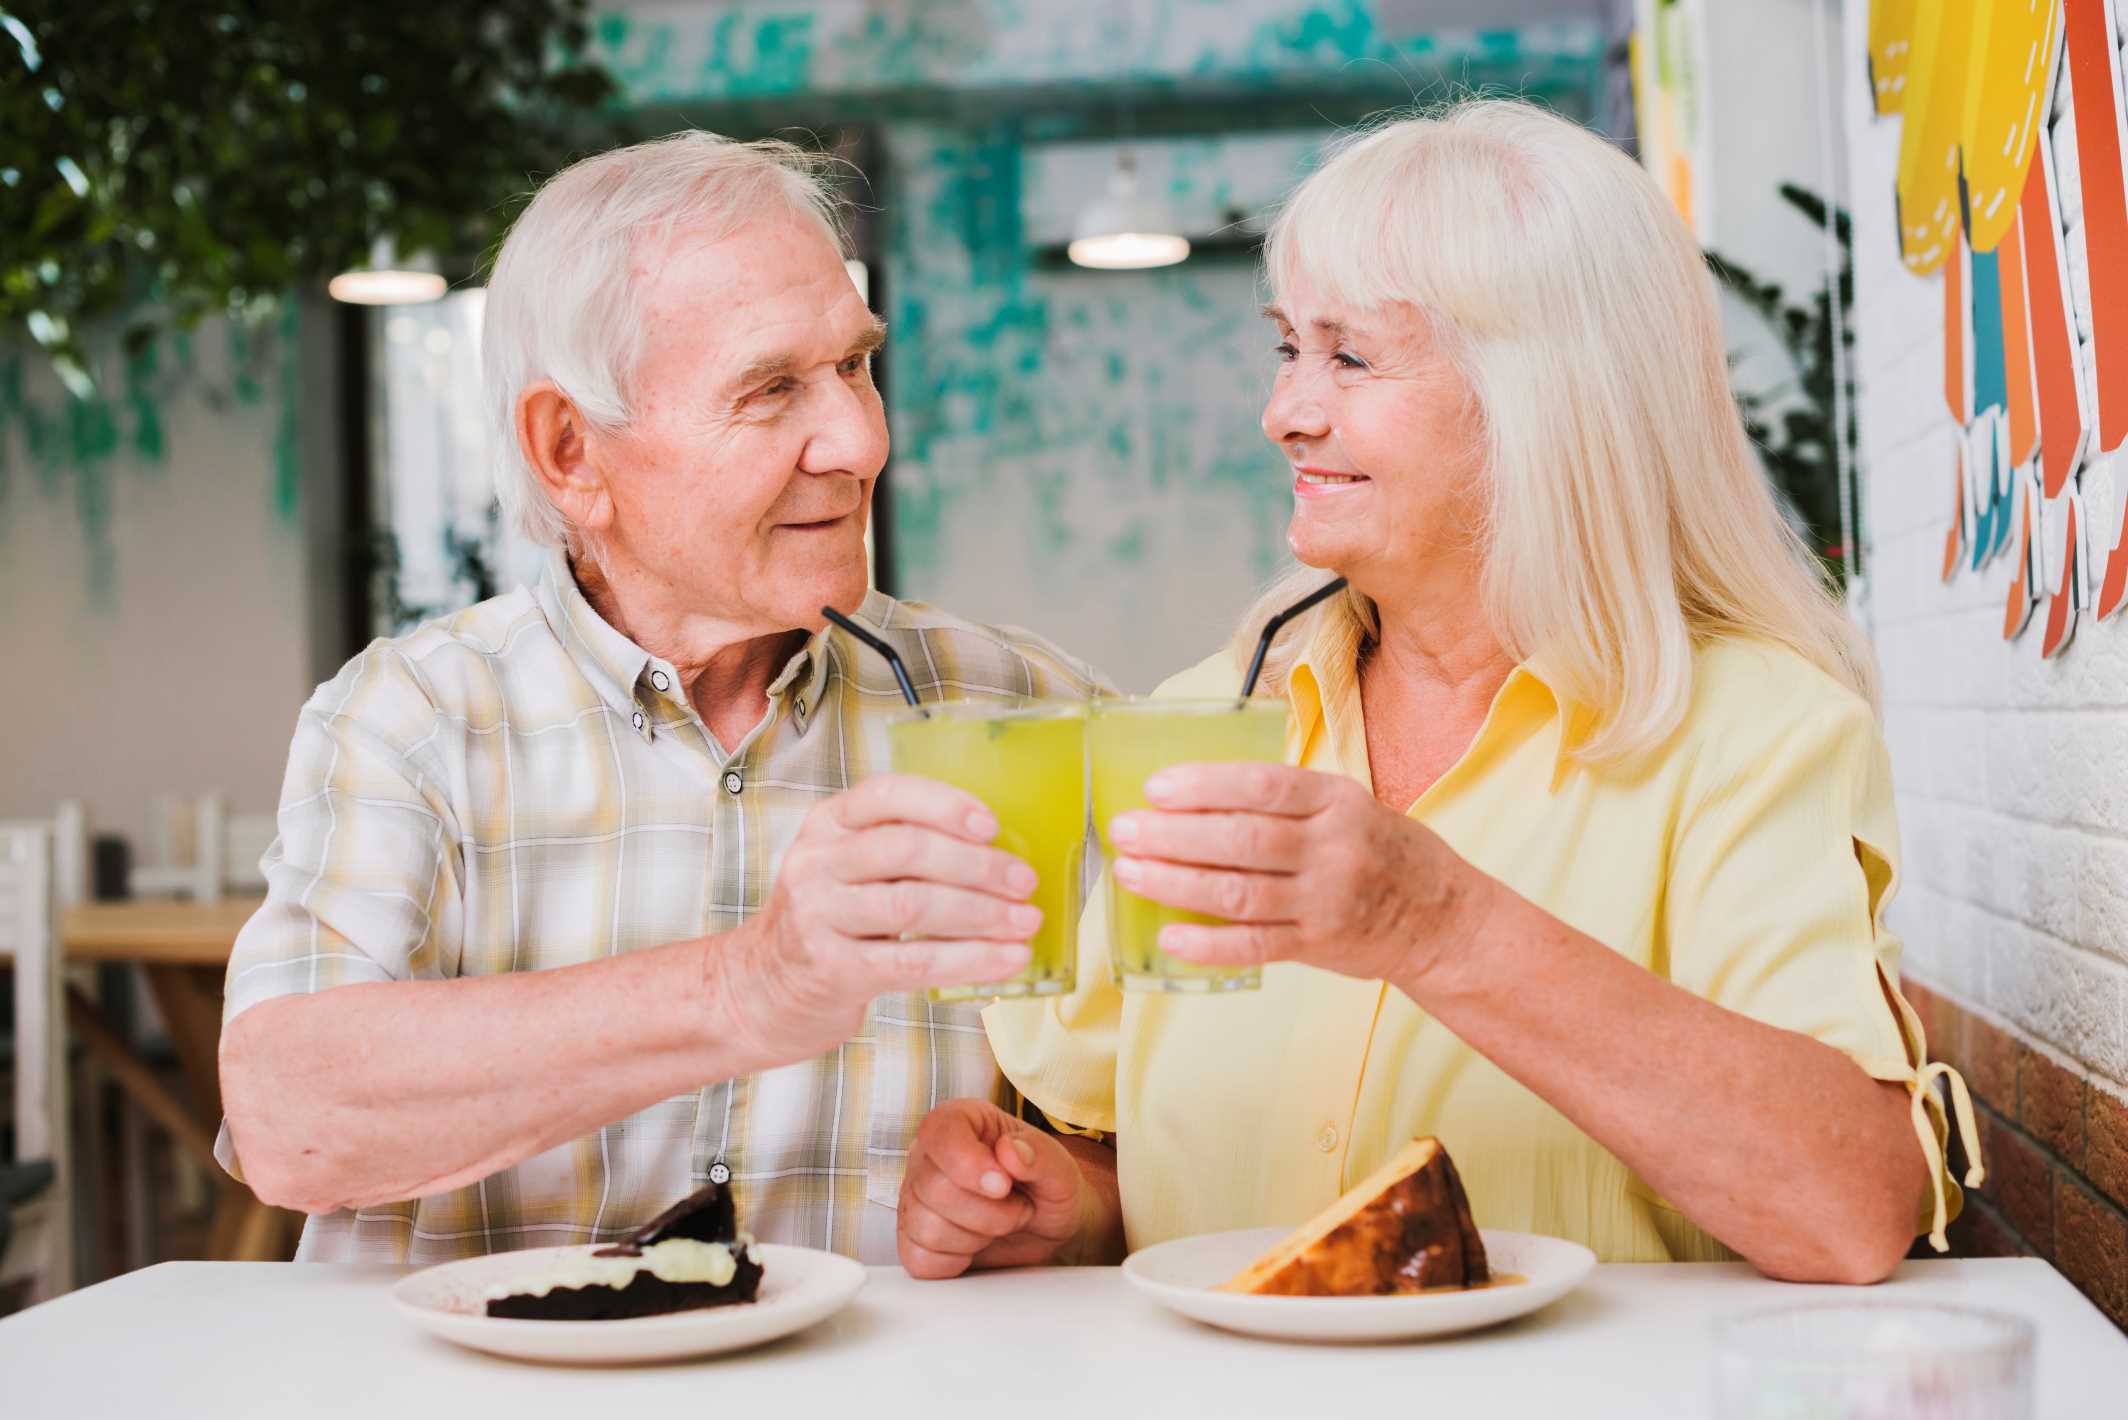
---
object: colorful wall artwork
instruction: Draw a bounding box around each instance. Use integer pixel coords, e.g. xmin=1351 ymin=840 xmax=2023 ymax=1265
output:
xmin=1875 ymin=0 xmax=2128 ymax=657
xmin=1630 ymin=0 xmax=1711 ymax=242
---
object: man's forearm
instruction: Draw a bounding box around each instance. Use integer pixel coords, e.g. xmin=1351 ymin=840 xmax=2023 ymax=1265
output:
xmin=220 ymin=927 xmax=767 ymax=1214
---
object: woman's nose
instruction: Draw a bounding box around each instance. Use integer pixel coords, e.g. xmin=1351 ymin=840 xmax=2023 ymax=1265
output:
xmin=1261 ymin=371 xmax=1330 ymax=447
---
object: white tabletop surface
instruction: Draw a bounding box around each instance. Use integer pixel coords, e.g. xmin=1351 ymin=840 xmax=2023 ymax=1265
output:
xmin=5 ymin=1256 xmax=2125 ymax=1418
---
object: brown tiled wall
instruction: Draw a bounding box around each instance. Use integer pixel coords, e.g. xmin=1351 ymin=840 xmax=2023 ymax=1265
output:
xmin=1903 ymin=980 xmax=2128 ymax=1332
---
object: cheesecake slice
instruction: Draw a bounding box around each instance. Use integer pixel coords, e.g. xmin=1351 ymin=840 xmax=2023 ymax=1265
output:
xmin=484 ymin=1180 xmax=764 ymax=1320
xmin=1220 ymin=1137 xmax=1489 ymax=1296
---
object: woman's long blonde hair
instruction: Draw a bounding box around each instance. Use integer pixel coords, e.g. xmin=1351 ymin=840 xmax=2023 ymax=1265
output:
xmin=1234 ymin=98 xmax=1876 ymax=763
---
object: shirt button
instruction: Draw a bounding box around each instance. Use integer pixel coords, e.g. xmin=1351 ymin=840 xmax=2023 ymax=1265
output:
xmin=1315 ymin=1123 xmax=1340 ymax=1153
xmin=723 ymin=770 xmax=744 ymax=796
xmin=708 ymin=1161 xmax=731 ymax=1185
xmin=631 ymin=710 xmax=646 ymax=733
xmin=650 ymin=669 xmax=671 ymax=693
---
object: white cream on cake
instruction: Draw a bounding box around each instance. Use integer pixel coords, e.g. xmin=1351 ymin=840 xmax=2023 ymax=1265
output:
xmin=484 ymin=1238 xmax=743 ymax=1302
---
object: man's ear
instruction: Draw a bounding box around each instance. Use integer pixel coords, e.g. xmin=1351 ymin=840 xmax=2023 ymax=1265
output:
xmin=516 ymin=380 xmax=615 ymax=537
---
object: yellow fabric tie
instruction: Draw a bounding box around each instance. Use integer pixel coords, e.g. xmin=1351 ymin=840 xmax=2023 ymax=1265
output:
xmin=1910 ymin=1060 xmax=1985 ymax=1252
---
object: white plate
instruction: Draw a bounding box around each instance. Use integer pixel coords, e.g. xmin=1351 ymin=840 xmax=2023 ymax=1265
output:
xmin=391 ymin=1243 xmax=865 ymax=1365
xmin=1123 ymin=1227 xmax=1595 ymax=1343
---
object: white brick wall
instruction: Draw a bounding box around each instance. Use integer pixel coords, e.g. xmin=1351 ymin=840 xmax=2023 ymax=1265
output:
xmin=1841 ymin=0 xmax=2128 ymax=1086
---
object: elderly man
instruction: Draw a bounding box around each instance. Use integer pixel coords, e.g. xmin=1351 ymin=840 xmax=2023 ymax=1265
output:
xmin=215 ymin=132 xmax=1118 ymax=1267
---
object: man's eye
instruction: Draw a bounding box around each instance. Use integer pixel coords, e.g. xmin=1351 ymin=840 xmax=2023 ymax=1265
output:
xmin=1333 ymin=351 xmax=1367 ymax=370
xmin=839 ymin=354 xmax=869 ymax=376
xmin=756 ymin=377 xmax=797 ymax=399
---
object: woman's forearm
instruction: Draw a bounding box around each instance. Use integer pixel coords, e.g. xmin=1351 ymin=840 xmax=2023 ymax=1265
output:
xmin=1405 ymin=877 xmax=1929 ymax=1283
xmin=219 ymin=931 xmax=757 ymax=1214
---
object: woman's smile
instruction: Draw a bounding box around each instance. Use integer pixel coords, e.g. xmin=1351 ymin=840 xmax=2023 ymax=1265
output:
xmin=1292 ymin=464 xmax=1371 ymax=497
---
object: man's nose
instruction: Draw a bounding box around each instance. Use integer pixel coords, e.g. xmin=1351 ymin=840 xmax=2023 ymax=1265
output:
xmin=799 ymin=377 xmax=889 ymax=479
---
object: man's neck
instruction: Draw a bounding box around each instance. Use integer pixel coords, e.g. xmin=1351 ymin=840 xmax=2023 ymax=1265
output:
xmin=572 ymin=551 xmax=807 ymax=754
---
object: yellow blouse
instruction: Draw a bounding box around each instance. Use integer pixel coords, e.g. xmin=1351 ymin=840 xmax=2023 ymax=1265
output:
xmin=985 ymin=633 xmax=1976 ymax=1263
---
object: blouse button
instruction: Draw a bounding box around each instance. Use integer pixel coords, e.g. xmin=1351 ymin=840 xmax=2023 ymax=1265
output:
xmin=631 ymin=710 xmax=647 ymax=733
xmin=723 ymin=770 xmax=745 ymax=797
xmin=1315 ymin=1123 xmax=1340 ymax=1153
xmin=651 ymin=669 xmax=671 ymax=693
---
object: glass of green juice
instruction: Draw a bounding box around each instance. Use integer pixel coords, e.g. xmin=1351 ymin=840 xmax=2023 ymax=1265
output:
xmin=1088 ymin=698 xmax=1291 ymax=993
xmin=887 ymin=700 xmax=1087 ymax=1002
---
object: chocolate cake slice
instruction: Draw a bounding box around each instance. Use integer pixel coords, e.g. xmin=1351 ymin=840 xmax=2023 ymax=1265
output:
xmin=1220 ymin=1137 xmax=1490 ymax=1296
xmin=484 ymin=1180 xmax=764 ymax=1320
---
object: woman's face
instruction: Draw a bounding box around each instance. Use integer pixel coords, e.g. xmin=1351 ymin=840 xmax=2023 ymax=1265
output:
xmin=1260 ymin=278 xmax=1487 ymax=603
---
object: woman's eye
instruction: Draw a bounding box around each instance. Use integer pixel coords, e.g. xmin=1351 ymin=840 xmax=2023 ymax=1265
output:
xmin=1273 ymin=342 xmax=1298 ymax=362
xmin=757 ymin=377 xmax=797 ymax=399
xmin=1333 ymin=351 xmax=1367 ymax=370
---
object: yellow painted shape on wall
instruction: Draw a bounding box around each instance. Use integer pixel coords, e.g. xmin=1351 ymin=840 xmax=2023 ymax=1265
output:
xmin=1869 ymin=0 xmax=1917 ymax=115
xmin=1896 ymin=0 xmax=1979 ymax=273
xmin=1962 ymin=0 xmax=2064 ymax=251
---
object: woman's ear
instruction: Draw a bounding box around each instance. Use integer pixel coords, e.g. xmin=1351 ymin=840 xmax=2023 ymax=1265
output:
xmin=516 ymin=381 xmax=615 ymax=538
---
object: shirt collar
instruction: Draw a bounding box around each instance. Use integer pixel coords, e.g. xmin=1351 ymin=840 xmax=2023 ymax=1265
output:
xmin=536 ymin=549 xmax=851 ymax=737
xmin=538 ymin=549 xmax=656 ymax=717
xmin=1286 ymin=627 xmax=1590 ymax=795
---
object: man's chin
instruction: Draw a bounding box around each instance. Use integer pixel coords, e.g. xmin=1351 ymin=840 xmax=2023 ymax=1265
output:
xmin=799 ymin=567 xmax=873 ymax=628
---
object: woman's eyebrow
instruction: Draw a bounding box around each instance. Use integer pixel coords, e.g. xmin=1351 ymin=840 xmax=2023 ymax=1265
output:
xmin=1259 ymin=305 xmax=1349 ymax=340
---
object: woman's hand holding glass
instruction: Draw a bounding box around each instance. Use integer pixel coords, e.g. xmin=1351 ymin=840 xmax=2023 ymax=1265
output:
xmin=1106 ymin=762 xmax=1493 ymax=987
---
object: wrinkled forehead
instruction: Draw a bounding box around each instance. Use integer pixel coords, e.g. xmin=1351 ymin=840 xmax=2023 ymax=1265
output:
xmin=632 ymin=214 xmax=871 ymax=374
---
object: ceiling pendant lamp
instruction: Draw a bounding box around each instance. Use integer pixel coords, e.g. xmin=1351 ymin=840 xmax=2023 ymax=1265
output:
xmin=1068 ymin=152 xmax=1190 ymax=271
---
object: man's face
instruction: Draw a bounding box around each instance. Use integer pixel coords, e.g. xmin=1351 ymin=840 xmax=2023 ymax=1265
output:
xmin=586 ymin=211 xmax=887 ymax=633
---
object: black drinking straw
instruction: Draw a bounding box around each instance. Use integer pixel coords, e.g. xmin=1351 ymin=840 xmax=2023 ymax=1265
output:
xmin=1239 ymin=577 xmax=1349 ymax=699
xmin=822 ymin=605 xmax=926 ymax=712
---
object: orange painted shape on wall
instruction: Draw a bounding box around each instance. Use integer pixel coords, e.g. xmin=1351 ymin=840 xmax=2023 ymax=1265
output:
xmin=1944 ymin=444 xmax=1966 ymax=582
xmin=2005 ymin=488 xmax=2037 ymax=639
xmin=2099 ymin=486 xmax=2128 ymax=617
xmin=2022 ymin=139 xmax=2090 ymax=492
xmin=2064 ymin=0 xmax=2128 ymax=450
xmin=2043 ymin=498 xmax=2079 ymax=656
xmin=1998 ymin=216 xmax=2043 ymax=469
xmin=1946 ymin=225 xmax=1968 ymax=425
xmin=1963 ymin=0 xmax=2062 ymax=252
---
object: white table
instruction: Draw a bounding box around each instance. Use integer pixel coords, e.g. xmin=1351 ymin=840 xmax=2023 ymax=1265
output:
xmin=4 ymin=1257 xmax=2124 ymax=1417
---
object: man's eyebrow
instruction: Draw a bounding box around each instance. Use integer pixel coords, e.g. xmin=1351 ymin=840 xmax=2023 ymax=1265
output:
xmin=732 ymin=351 xmax=799 ymax=393
xmin=730 ymin=319 xmax=889 ymax=394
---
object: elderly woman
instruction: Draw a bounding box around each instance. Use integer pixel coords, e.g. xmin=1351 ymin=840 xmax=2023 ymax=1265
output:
xmin=893 ymin=99 xmax=1976 ymax=1284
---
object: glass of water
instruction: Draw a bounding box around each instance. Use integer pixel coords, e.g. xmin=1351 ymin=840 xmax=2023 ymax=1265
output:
xmin=1714 ymin=1303 xmax=2033 ymax=1420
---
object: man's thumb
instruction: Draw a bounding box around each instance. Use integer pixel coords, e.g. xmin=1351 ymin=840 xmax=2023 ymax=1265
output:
xmin=995 ymin=1129 xmax=1043 ymax=1182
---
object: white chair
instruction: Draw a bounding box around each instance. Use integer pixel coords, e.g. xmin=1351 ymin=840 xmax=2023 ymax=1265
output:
xmin=0 ymin=821 xmax=74 ymax=1304
xmin=132 ymin=794 xmax=275 ymax=904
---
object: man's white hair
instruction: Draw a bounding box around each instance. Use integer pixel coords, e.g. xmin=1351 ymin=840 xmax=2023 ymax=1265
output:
xmin=482 ymin=131 xmax=849 ymax=548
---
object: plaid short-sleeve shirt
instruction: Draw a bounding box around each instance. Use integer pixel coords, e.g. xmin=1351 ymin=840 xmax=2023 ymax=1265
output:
xmin=217 ymin=551 xmax=1105 ymax=1264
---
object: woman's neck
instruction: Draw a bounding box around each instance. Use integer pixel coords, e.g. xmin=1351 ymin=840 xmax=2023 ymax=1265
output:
xmin=1355 ymin=583 xmax=1519 ymax=811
